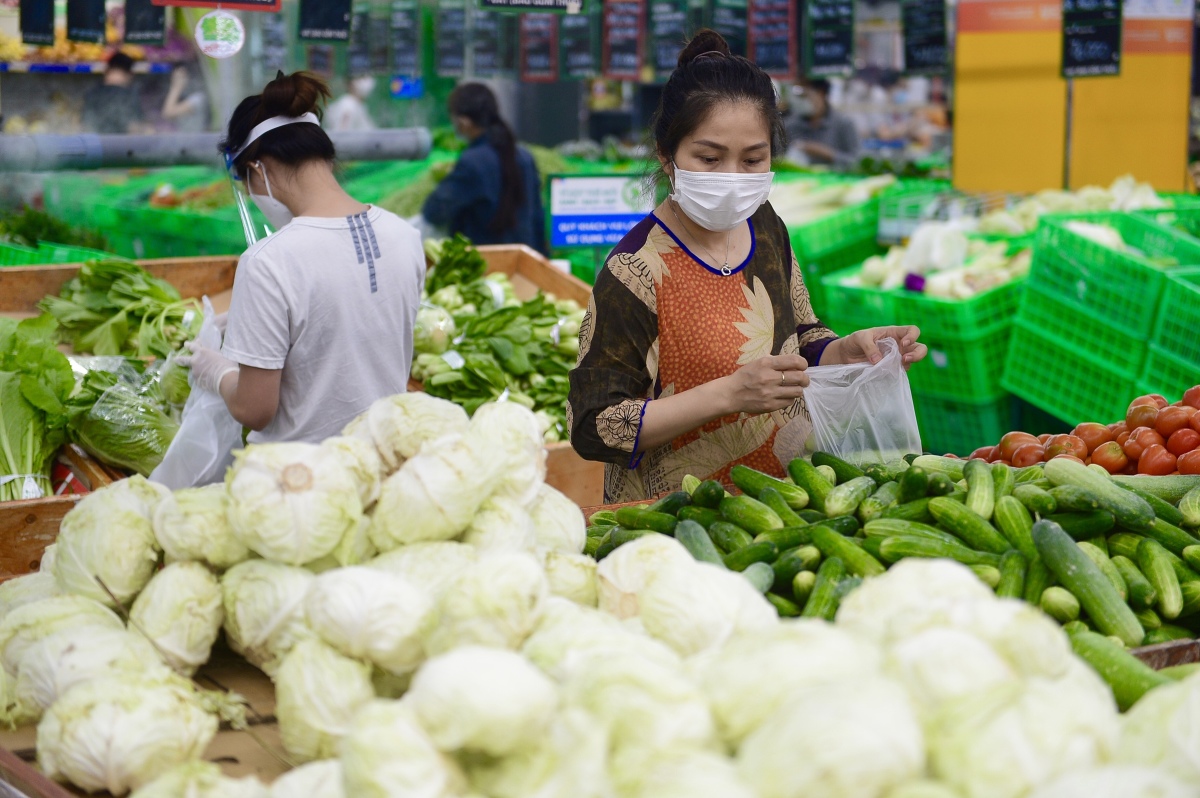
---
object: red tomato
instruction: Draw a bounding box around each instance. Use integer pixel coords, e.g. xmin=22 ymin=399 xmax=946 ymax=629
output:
xmin=1167 ymin=428 xmax=1200 ymax=457
xmin=1046 ymin=434 xmax=1088 ymax=460
xmin=1148 ymin=394 xmax=1170 ymax=409
xmin=1050 ymin=454 xmax=1086 ymax=465
xmin=1038 ymin=433 xmax=1053 ymax=444
xmin=1179 ymin=449 xmax=1200 ymax=475
xmin=1184 ymin=385 xmax=1200 ymax=410
xmin=1011 ymin=443 xmax=1046 ymax=468
xmin=1072 ymin=423 xmax=1114 ymax=454
xmin=1191 ymin=413 xmax=1200 ymax=436
xmin=969 ymin=446 xmax=996 ymax=461
xmin=1091 ymin=441 xmax=1130 ymax=474
xmin=1129 ymin=395 xmax=1163 ymax=412
xmin=1108 ymin=421 xmax=1129 ymax=437
xmin=1127 ymin=404 xmax=1160 ymax=431
xmin=999 ymin=432 xmax=1041 ymax=462
xmin=1116 ymin=431 xmax=1132 ymax=448
xmin=1124 ymin=427 xmax=1166 ymax=461
xmin=1156 ymin=406 xmax=1193 ymax=438
xmin=1138 ymin=445 xmax=1177 ymax=475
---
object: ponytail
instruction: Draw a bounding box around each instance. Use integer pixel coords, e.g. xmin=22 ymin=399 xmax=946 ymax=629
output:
xmin=449 ymin=83 xmax=524 ymax=235
xmin=220 ymin=71 xmax=336 ymax=178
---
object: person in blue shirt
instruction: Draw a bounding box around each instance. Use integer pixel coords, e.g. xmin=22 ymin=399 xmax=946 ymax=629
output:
xmin=422 ymin=83 xmax=546 ymax=253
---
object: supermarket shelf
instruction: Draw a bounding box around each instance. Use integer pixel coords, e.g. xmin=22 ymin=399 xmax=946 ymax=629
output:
xmin=0 ymin=61 xmax=175 ymax=75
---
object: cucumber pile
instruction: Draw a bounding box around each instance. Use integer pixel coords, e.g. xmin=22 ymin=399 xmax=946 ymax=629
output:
xmin=585 ymin=453 xmax=1200 ymax=647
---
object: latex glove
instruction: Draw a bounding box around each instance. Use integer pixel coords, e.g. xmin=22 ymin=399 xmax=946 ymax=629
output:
xmin=177 ymin=341 xmax=238 ymax=395
xmin=211 ymin=312 xmax=228 ymax=335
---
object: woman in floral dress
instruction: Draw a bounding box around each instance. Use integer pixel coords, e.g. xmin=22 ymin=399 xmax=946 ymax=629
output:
xmin=568 ymin=29 xmax=928 ymax=503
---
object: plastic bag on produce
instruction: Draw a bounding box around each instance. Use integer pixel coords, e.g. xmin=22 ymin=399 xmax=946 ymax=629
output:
xmin=150 ymin=298 xmax=242 ymax=490
xmin=776 ymin=338 xmax=921 ymax=466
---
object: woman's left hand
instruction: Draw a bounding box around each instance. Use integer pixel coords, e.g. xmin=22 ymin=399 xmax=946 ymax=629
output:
xmin=836 ymin=326 xmax=928 ymax=370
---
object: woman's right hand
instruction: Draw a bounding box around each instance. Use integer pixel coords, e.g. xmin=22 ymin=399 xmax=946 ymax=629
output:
xmin=721 ymin=354 xmax=810 ymax=415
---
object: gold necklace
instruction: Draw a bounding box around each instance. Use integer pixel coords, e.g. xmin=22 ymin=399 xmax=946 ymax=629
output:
xmin=669 ymin=200 xmax=733 ymax=275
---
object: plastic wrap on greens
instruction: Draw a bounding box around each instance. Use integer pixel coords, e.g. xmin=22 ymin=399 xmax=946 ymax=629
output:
xmin=66 ymin=370 xmax=179 ymax=476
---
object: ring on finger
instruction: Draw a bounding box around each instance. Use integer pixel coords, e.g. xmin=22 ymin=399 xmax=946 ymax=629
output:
xmin=780 ymin=371 xmax=787 ymax=386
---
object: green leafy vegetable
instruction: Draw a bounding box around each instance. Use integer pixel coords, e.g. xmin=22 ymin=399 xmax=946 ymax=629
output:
xmin=0 ymin=206 xmax=109 ymax=251
xmin=66 ymin=368 xmax=179 ymax=477
xmin=425 ymin=235 xmax=487 ymax=297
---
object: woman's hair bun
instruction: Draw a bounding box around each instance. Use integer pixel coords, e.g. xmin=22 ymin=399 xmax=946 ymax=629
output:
xmin=677 ymin=29 xmax=732 ymax=68
xmin=260 ymin=71 xmax=331 ymax=119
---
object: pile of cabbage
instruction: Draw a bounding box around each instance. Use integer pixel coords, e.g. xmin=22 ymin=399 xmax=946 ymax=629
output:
xmin=770 ymin=174 xmax=898 ymax=227
xmin=976 ymin=174 xmax=1166 ymax=236
xmin=3 ymin=394 xmax=1200 ymax=798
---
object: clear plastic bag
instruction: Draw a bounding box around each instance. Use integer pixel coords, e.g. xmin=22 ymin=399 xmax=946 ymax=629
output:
xmin=149 ymin=297 xmax=243 ymax=489
xmin=798 ymin=337 xmax=921 ymax=466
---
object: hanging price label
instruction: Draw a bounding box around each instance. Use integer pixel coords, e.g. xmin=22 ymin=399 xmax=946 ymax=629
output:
xmin=195 ymin=9 xmax=246 ymax=58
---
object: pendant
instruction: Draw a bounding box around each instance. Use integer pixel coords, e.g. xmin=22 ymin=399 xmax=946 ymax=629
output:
xmin=720 ymin=263 xmax=732 ymax=276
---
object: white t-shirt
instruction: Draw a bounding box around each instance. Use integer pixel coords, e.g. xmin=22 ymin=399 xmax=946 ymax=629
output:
xmin=325 ymin=95 xmax=375 ymax=132
xmin=222 ymin=206 xmax=424 ymax=444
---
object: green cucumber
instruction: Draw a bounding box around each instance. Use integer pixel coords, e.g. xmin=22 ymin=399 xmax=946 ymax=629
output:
xmin=798 ymin=509 xmax=828 ymax=524
xmin=724 ymin=541 xmax=779 ymax=571
xmin=877 ymin=535 xmax=1003 ymax=568
xmin=681 ymin=475 xmax=702 ymax=495
xmin=1164 ymin=548 xmax=1200 ymax=585
xmin=1077 ymin=541 xmax=1127 ymax=603
xmin=859 ymin=535 xmax=885 ymax=560
xmin=1161 ymin=663 xmax=1200 ymax=680
xmin=1139 ymin=538 xmax=1183 ymax=620
xmin=588 ymin=510 xmax=618 ymax=526
xmin=675 ymin=520 xmax=725 ymax=567
xmin=811 ymin=452 xmax=866 ymax=484
xmin=1184 ymin=545 xmax=1200 ymax=573
xmin=771 ymin=545 xmax=822 ymax=590
xmin=1110 ymin=475 xmax=1200 ymax=504
xmin=809 ymin=524 xmax=887 ymax=577
xmin=792 ymin=569 xmax=817 ymax=606
xmin=1112 ymin=555 xmax=1158 ymax=611
xmin=742 ymin=561 xmax=776 ymax=593
xmin=1062 ymin=620 xmax=1090 ymax=636
xmin=758 ymin=487 xmax=806 ymax=527
xmin=648 ymin=490 xmax=691 ymax=516
xmin=586 ymin=525 xmax=611 ymax=539
xmin=912 ymin=454 xmax=965 ymax=481
xmin=1015 ymin=464 xmax=1045 ymax=483
xmin=1085 ymin=535 xmax=1109 ymax=556
xmin=815 ymin=464 xmax=839 ymax=486
xmin=1013 ymin=484 xmax=1057 ymax=516
xmin=1067 ymin=630 xmax=1170 ymax=711
xmin=719 ymin=496 xmax=784 ymax=535
xmin=1178 ymin=581 xmax=1200 ymax=618
xmin=964 ymin=458 xmax=996 ymax=521
xmin=1108 ymin=532 xmax=1146 ymax=561
xmin=788 ymin=459 xmax=834 ymax=514
xmin=926 ymin=472 xmax=958 ymax=497
xmin=928 ymin=497 xmax=1012 ymax=554
xmin=1023 ymin=558 xmax=1055 ymax=605
xmin=825 ymin=476 xmax=878 ymax=518
xmin=1134 ymin=607 xmax=1163 ymax=631
xmin=677 ymin=506 xmax=722 ymax=528
xmin=859 ymin=481 xmax=903 ymax=524
xmin=992 ymin=462 xmax=1016 ymax=500
xmin=1142 ymin=517 xmax=1200 ymax=556
xmin=1048 ymin=485 xmax=1103 ymax=513
xmin=754 ymin=527 xmax=812 ymax=551
xmin=995 ymin=550 xmax=1027 ymax=599
xmin=615 ymin=507 xmax=678 ymax=534
xmin=709 ymin=522 xmax=756 ymax=553
xmin=730 ymin=465 xmax=809 ymax=510
xmin=584 ymin=534 xmax=604 ymax=558
xmin=899 ymin=466 xmax=930 ymax=504
xmin=1045 ymin=511 xmax=1115 ymax=540
xmin=1145 ymin=625 xmax=1194 ymax=645
xmin=593 ymin=529 xmax=617 ymax=559
xmin=1181 ymin=484 xmax=1200 ymax=528
xmin=1045 ymin=458 xmax=1155 ymax=531
xmin=1040 ymin=587 xmax=1081 ymax=622
xmin=993 ymin=496 xmax=1039 ymax=563
xmin=882 ymin=497 xmax=934 ymax=524
xmin=1033 ymin=519 xmax=1145 ymax=647
xmin=691 ymin=480 xmax=726 ymax=509
xmin=1118 ymin=482 xmax=1186 ymax=527
xmin=820 ymin=515 xmax=861 ymax=537
xmin=970 ymin=564 xmax=1002 ymax=589
xmin=801 ymin=557 xmax=847 ymax=619
xmin=766 ymin=592 xmax=801 ymax=616
xmin=863 ymin=518 xmax=965 ymax=547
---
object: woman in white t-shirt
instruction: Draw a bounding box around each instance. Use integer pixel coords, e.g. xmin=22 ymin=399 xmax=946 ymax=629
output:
xmin=178 ymin=71 xmax=423 ymax=444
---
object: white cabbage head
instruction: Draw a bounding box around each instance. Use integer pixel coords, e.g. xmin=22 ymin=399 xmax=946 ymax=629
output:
xmin=885 ymin=627 xmax=1020 ymax=721
xmin=342 ymin=392 xmax=470 ymax=474
xmin=460 ymin=496 xmax=537 ymax=553
xmin=927 ymin=673 xmax=1120 ymax=798
xmin=270 ymin=760 xmax=345 ymax=798
xmin=368 ymin=542 xmax=477 ymax=598
xmin=128 ymin=761 xmax=270 ymax=798
xmin=693 ymin=619 xmax=883 ymax=749
xmin=53 ymin=475 xmax=167 ymax=607
xmin=305 ymin=515 xmax=378 ymax=572
xmin=406 ymin=645 xmax=558 ymax=756
xmin=595 ymin=534 xmax=695 ymax=620
xmin=225 ymin=442 xmax=364 ymax=566
xmin=424 ymin=552 xmax=547 ymax=655
xmin=1116 ymin=671 xmax=1200 ymax=784
xmin=370 ymin=434 xmax=503 ymax=551
xmin=320 ymin=435 xmax=384 ymax=509
xmin=10 ymin=626 xmax=165 ymax=726
xmin=1027 ymin=766 xmax=1195 ymax=798
xmin=221 ymin=560 xmax=315 ymax=678
xmin=152 ymin=484 xmax=250 ymax=570
xmin=0 ymin=595 xmax=123 ymax=677
xmin=37 ymin=673 xmax=218 ymax=795
xmin=39 ymin=543 xmax=57 ymax=574
xmin=276 ymin=638 xmax=375 ymax=763
xmin=617 ymin=748 xmax=757 ymax=798
xmin=738 ymin=676 xmax=925 ymax=798
xmin=303 ymin=566 xmax=433 ymax=676
xmin=542 ymin=552 xmax=597 ymax=607
xmin=0 ymin=572 xmax=61 ymax=620
xmin=528 ymin=484 xmax=586 ymax=554
xmin=637 ymin=559 xmax=777 ymax=657
xmin=469 ymin=401 xmax=547 ymax=506
xmin=130 ymin=562 xmax=223 ymax=676
xmin=338 ymin=699 xmax=467 ymax=798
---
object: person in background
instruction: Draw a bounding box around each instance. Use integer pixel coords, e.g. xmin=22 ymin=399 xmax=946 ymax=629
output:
xmin=325 ymin=74 xmax=377 ymax=132
xmin=161 ymin=66 xmax=209 ymax=133
xmin=786 ymin=79 xmax=860 ymax=168
xmin=177 ymin=71 xmax=424 ymax=444
xmin=421 ymin=83 xmax=545 ymax=253
xmin=81 ymin=52 xmax=142 ymax=135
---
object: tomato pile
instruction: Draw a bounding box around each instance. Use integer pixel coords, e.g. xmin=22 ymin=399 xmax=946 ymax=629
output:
xmin=963 ymin=385 xmax=1200 ymax=476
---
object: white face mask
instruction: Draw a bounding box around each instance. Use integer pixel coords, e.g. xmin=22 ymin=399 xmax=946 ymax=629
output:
xmin=352 ymin=76 xmax=376 ymax=97
xmin=670 ymin=165 xmax=775 ymax=233
xmin=248 ymin=162 xmax=294 ymax=230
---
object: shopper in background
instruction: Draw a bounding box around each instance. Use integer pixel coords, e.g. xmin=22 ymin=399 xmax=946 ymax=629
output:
xmin=177 ymin=71 xmax=424 ymax=445
xmin=160 ymin=66 xmax=209 ymax=133
xmin=81 ymin=52 xmax=142 ymax=135
xmin=421 ymin=83 xmax=545 ymax=252
xmin=568 ymin=30 xmax=925 ymax=503
xmin=325 ymin=74 xmax=377 ymax=132
xmin=786 ymin=79 xmax=860 ymax=168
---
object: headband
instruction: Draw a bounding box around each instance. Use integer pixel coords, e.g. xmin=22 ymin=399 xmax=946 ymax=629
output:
xmin=227 ymin=112 xmax=320 ymax=161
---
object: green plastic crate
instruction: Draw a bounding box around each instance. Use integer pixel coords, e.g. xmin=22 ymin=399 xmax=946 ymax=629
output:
xmin=913 ymin=392 xmax=1016 ymax=456
xmin=1151 ymin=268 xmax=1200 ymax=366
xmin=1137 ymin=207 xmax=1200 ymax=240
xmin=1030 ymin=213 xmax=1200 ymax=337
xmin=0 ymin=242 xmax=41 ymax=266
xmin=906 ymin=325 xmax=1012 ymax=402
xmin=1141 ymin=345 xmax=1199 ymax=405
xmin=820 ymin=265 xmax=898 ymax=336
xmin=799 ymin=237 xmax=886 ymax=321
xmin=1003 ymin=320 xmax=1136 ymax=425
xmin=1015 ymin=284 xmax=1145 ymax=382
xmin=893 ymin=276 xmax=1026 ymax=341
xmin=32 ymin=242 xmax=114 ymax=264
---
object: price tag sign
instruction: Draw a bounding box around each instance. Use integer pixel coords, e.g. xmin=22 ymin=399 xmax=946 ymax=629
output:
xmin=299 ymin=0 xmax=352 ymax=41
xmin=560 ymin=11 xmax=600 ymax=78
xmin=471 ymin=10 xmax=506 ymax=77
xmin=804 ymin=0 xmax=855 ymax=76
xmin=603 ymin=0 xmax=644 ymax=80
xmin=195 ymin=9 xmax=245 ymax=58
xmin=480 ymin=0 xmax=584 ymax=10
xmin=349 ymin=10 xmax=372 ymax=73
xmin=436 ymin=0 xmax=469 ymax=77
xmin=520 ymin=13 xmax=560 ymax=82
xmin=708 ymin=0 xmax=747 ymax=57
xmin=649 ymin=0 xmax=689 ymax=77
xmin=19 ymin=0 xmax=56 ymax=46
xmin=1062 ymin=0 xmax=1122 ymax=77
xmin=125 ymin=0 xmax=167 ymax=45
xmin=748 ymin=0 xmax=797 ymax=78
xmin=66 ymin=0 xmax=106 ymax=43
xmin=391 ymin=0 xmax=421 ymax=77
xmin=549 ymin=174 xmax=655 ymax=248
xmin=901 ymin=0 xmax=948 ymax=74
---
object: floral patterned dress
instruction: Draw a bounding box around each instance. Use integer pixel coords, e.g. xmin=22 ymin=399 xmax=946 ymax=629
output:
xmin=567 ymin=203 xmax=838 ymax=503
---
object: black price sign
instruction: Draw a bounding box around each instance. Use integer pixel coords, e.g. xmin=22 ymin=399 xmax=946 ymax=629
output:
xmin=804 ymin=0 xmax=854 ymax=76
xmin=1062 ymin=0 xmax=1122 ymax=77
xmin=604 ymin=0 xmax=644 ymax=80
xmin=521 ymin=13 xmax=559 ymax=81
xmin=436 ymin=1 xmax=468 ymax=77
xmin=260 ymin=11 xmax=289 ymax=72
xmin=649 ymin=0 xmax=689 ymax=76
xmin=747 ymin=0 xmax=796 ymax=78
xmin=349 ymin=11 xmax=371 ymax=73
xmin=708 ymin=0 xmax=747 ymax=56
xmin=481 ymin=0 xmax=583 ymax=11
xmin=471 ymin=10 xmax=505 ymax=77
xmin=67 ymin=0 xmax=106 ymax=43
xmin=299 ymin=0 xmax=352 ymax=41
xmin=124 ymin=0 xmax=166 ymax=45
xmin=560 ymin=11 xmax=600 ymax=78
xmin=901 ymin=0 xmax=948 ymax=74
xmin=391 ymin=0 xmax=421 ymax=76
xmin=20 ymin=0 xmax=55 ymax=46
xmin=307 ymin=44 xmax=335 ymax=76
